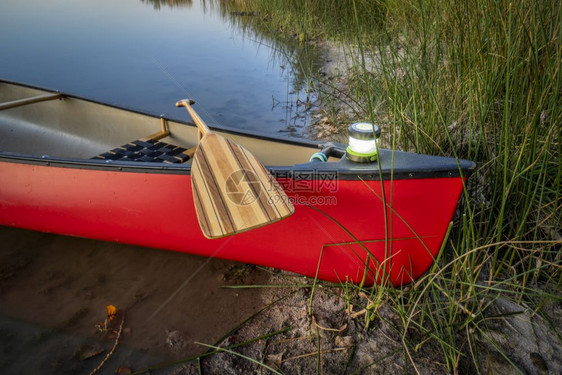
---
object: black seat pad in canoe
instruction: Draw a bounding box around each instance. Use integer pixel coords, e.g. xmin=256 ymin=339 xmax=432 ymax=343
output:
xmin=92 ymin=139 xmax=190 ymax=163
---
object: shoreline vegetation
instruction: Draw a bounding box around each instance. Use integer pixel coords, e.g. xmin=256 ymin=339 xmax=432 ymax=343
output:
xmin=212 ymin=0 xmax=562 ymax=373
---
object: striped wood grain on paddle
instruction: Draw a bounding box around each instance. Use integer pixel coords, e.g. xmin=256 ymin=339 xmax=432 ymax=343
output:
xmin=191 ymin=133 xmax=294 ymax=239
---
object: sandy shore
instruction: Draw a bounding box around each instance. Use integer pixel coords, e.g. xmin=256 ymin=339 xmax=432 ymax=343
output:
xmin=2 ymin=224 xmax=560 ymax=374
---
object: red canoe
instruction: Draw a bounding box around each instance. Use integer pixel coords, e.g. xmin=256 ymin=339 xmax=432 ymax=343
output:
xmin=0 ymin=80 xmax=475 ymax=286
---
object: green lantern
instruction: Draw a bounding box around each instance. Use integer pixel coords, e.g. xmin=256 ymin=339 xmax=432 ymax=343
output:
xmin=346 ymin=122 xmax=381 ymax=163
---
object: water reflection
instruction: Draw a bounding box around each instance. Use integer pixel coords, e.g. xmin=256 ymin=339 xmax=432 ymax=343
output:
xmin=143 ymin=0 xmax=326 ymax=136
xmin=142 ymin=0 xmax=193 ymax=9
xmin=141 ymin=0 xmax=323 ymax=129
xmin=0 ymin=0 xmax=324 ymax=139
xmin=216 ymin=1 xmax=326 ymax=135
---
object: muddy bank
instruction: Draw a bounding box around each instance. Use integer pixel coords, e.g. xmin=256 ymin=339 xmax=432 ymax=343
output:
xmin=0 ymin=225 xmax=446 ymax=374
xmin=0 ymin=226 xmax=268 ymax=374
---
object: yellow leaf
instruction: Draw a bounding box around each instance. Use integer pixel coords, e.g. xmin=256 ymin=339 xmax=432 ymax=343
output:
xmin=106 ymin=305 xmax=119 ymax=321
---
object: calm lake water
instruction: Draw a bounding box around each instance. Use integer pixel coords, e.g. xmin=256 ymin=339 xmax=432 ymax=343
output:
xmin=0 ymin=0 xmax=314 ymax=137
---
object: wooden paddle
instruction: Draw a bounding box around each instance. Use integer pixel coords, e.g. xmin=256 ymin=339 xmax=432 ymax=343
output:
xmin=176 ymin=99 xmax=294 ymax=239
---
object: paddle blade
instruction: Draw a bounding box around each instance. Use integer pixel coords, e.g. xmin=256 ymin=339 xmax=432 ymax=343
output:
xmin=191 ymin=133 xmax=294 ymax=239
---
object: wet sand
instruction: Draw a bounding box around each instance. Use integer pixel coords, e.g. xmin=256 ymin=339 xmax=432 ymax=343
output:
xmin=0 ymin=226 xmax=268 ymax=374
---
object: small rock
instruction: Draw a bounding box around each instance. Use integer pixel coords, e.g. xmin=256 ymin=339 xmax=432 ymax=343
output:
xmin=335 ymin=335 xmax=354 ymax=348
xmin=166 ymin=330 xmax=189 ymax=351
xmin=266 ymin=353 xmax=284 ymax=366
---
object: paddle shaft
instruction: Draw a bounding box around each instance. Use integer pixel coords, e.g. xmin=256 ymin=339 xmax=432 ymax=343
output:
xmin=176 ymin=99 xmax=210 ymax=135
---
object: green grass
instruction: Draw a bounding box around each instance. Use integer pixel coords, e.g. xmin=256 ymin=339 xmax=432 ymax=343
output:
xmin=220 ymin=0 xmax=562 ymax=372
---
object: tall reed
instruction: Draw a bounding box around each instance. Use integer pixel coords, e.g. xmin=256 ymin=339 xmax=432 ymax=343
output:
xmin=224 ymin=0 xmax=561 ymax=371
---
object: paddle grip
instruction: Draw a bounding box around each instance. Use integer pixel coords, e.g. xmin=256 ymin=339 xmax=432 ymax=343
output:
xmin=176 ymin=99 xmax=210 ymax=135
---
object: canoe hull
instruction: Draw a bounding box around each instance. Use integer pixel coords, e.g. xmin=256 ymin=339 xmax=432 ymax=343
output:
xmin=0 ymin=159 xmax=465 ymax=286
xmin=0 ymin=79 xmax=474 ymax=286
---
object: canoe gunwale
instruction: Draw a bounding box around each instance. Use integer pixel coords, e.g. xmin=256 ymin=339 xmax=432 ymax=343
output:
xmin=0 ymin=150 xmax=475 ymax=181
